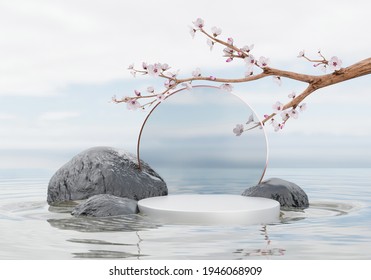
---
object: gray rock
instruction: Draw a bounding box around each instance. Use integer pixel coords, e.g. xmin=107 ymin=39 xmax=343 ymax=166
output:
xmin=242 ymin=178 xmax=309 ymax=210
xmin=71 ymin=194 xmax=138 ymax=217
xmin=47 ymin=146 xmax=167 ymax=205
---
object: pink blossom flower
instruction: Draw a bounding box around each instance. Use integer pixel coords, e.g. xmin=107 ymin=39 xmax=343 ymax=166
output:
xmin=289 ymin=109 xmax=299 ymax=119
xmin=257 ymin=56 xmax=270 ymax=68
xmin=226 ymin=57 xmax=233 ymax=63
xmin=272 ymin=101 xmax=284 ymax=112
xmin=211 ymin=26 xmax=222 ymax=37
xmin=297 ymin=50 xmax=305 ymax=58
xmin=192 ymin=67 xmax=202 ymax=77
xmin=193 ymin=18 xmax=204 ymax=29
xmin=227 ymin=37 xmax=234 ymax=45
xmin=233 ymin=124 xmax=244 ymax=136
xmin=273 ymin=76 xmax=282 ymax=86
xmin=220 ymin=83 xmax=233 ymax=92
xmin=127 ymin=99 xmax=141 ymax=110
xmin=328 ymin=56 xmax=342 ymax=71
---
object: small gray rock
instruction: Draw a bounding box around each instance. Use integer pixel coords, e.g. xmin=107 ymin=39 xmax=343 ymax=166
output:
xmin=71 ymin=194 xmax=138 ymax=217
xmin=47 ymin=146 xmax=167 ymax=205
xmin=242 ymin=178 xmax=309 ymax=210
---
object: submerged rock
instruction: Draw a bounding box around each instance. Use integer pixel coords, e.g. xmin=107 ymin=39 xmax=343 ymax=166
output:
xmin=47 ymin=146 xmax=167 ymax=205
xmin=71 ymin=194 xmax=138 ymax=217
xmin=242 ymin=178 xmax=309 ymax=210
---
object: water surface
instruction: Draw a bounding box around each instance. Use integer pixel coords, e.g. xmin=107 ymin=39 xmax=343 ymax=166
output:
xmin=0 ymin=168 xmax=370 ymax=259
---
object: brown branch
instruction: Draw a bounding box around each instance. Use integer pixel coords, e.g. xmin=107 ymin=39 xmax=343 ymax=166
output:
xmin=284 ymin=57 xmax=371 ymax=109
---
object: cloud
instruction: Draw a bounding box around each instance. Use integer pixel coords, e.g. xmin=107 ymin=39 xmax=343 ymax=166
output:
xmin=38 ymin=111 xmax=80 ymax=121
xmin=0 ymin=0 xmax=369 ymax=96
xmin=0 ymin=113 xmax=17 ymax=120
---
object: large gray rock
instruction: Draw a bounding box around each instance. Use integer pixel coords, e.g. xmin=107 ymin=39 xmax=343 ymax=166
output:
xmin=71 ymin=194 xmax=138 ymax=217
xmin=242 ymin=178 xmax=309 ymax=210
xmin=47 ymin=147 xmax=167 ymax=205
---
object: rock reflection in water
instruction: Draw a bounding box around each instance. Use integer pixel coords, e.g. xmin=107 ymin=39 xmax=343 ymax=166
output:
xmin=234 ymin=225 xmax=286 ymax=258
xmin=47 ymin=214 xmax=159 ymax=232
xmin=68 ymin=232 xmax=145 ymax=259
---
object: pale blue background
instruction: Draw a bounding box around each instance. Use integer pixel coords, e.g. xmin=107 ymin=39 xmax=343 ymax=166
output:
xmin=0 ymin=0 xmax=370 ymax=176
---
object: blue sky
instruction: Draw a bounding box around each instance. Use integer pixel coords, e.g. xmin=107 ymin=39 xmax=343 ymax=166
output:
xmin=0 ymin=0 xmax=370 ymax=176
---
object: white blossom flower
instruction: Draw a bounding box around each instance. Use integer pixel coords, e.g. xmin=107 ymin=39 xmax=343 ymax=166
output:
xmin=273 ymin=76 xmax=282 ymax=86
xmin=288 ymin=92 xmax=296 ymax=99
xmin=281 ymin=111 xmax=290 ymax=122
xmin=193 ymin=18 xmax=204 ymax=28
xmin=147 ymin=64 xmax=161 ymax=76
xmin=299 ymin=103 xmax=307 ymax=112
xmin=130 ymin=70 xmax=136 ymax=77
xmin=328 ymin=56 xmax=342 ymax=71
xmin=297 ymin=50 xmax=305 ymax=58
xmin=241 ymin=44 xmax=254 ymax=52
xmin=319 ymin=64 xmax=327 ymax=73
xmin=156 ymin=94 xmax=166 ymax=102
xmin=257 ymin=56 xmax=270 ymax=68
xmin=233 ymin=124 xmax=244 ymax=136
xmin=182 ymin=82 xmax=193 ymax=90
xmin=289 ymin=108 xmax=299 ymax=119
xmin=142 ymin=62 xmax=148 ymax=70
xmin=164 ymin=70 xmax=179 ymax=78
xmin=164 ymin=79 xmax=176 ymax=88
xmin=227 ymin=37 xmax=234 ymax=45
xmin=189 ymin=26 xmax=196 ymax=38
xmin=223 ymin=47 xmax=234 ymax=56
xmin=272 ymin=101 xmax=284 ymax=112
xmin=134 ymin=90 xmax=141 ymax=96
xmin=161 ymin=63 xmax=170 ymax=71
xmin=147 ymin=86 xmax=154 ymax=94
xmin=220 ymin=83 xmax=233 ymax=92
xmin=192 ymin=67 xmax=202 ymax=77
xmin=211 ymin=26 xmax=222 ymax=37
xmin=246 ymin=114 xmax=254 ymax=124
xmin=128 ymin=64 xmax=134 ymax=70
xmin=209 ymin=76 xmax=216 ymax=81
xmin=244 ymin=54 xmax=255 ymax=66
xmin=207 ymin=39 xmax=214 ymax=51
xmin=245 ymin=70 xmax=253 ymax=77
xmin=126 ymin=99 xmax=141 ymax=110
xmin=272 ymin=120 xmax=281 ymax=132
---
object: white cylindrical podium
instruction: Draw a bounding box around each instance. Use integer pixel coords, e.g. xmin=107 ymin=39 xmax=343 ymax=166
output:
xmin=138 ymin=194 xmax=280 ymax=225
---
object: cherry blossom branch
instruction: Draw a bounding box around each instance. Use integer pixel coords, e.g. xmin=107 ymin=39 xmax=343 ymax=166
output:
xmin=116 ymin=17 xmax=371 ymax=133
